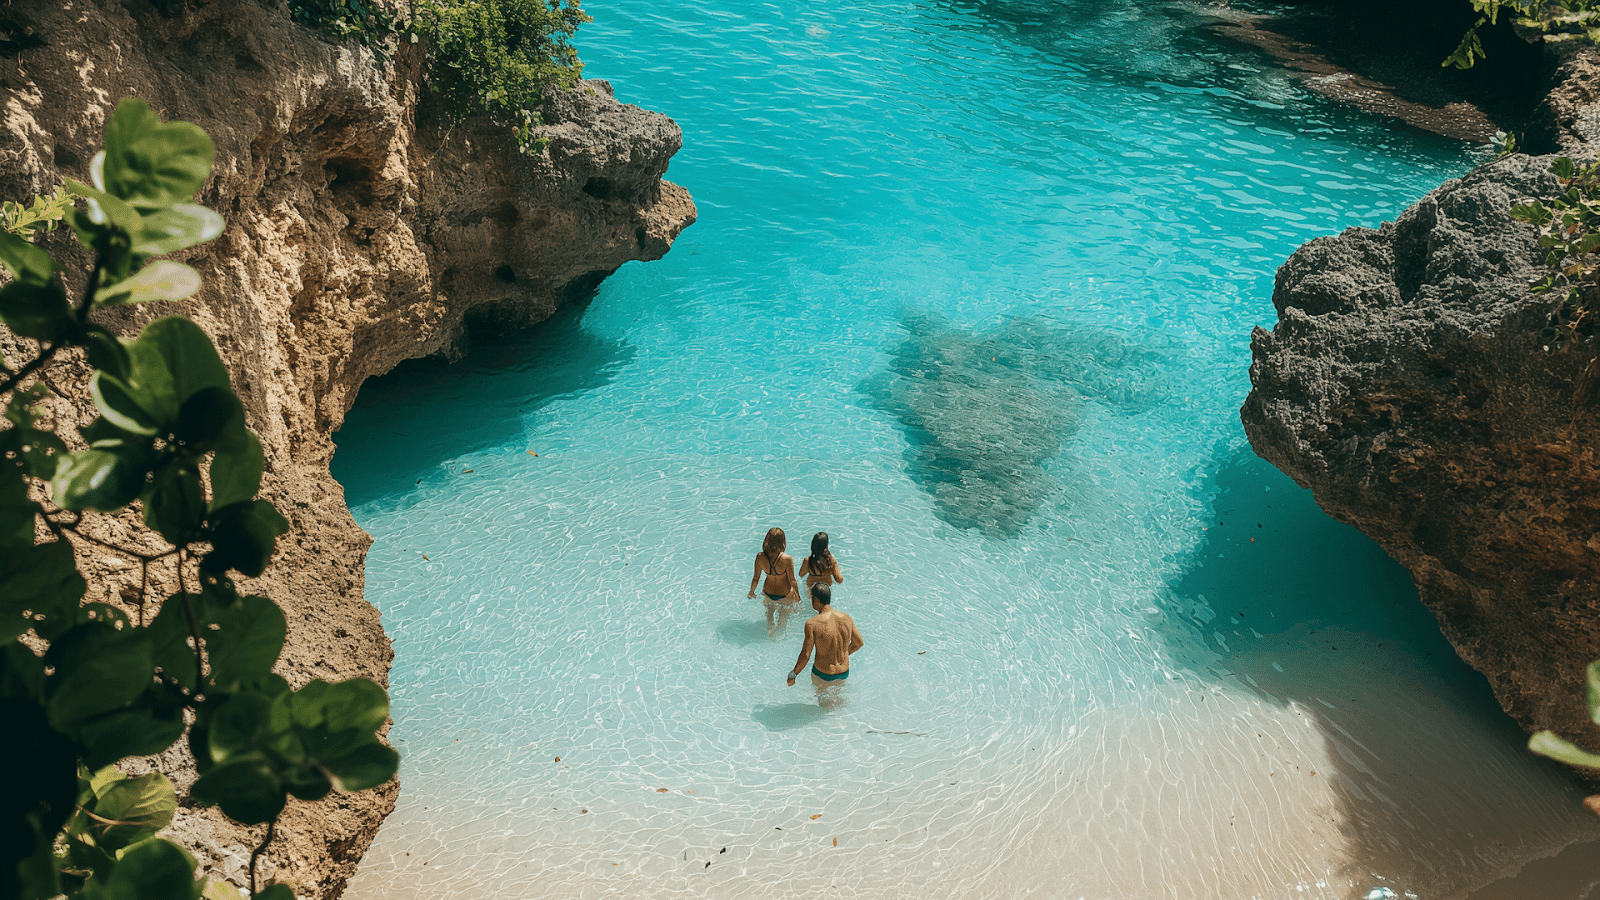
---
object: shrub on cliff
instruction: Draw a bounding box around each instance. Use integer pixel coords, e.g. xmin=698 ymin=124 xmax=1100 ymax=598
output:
xmin=1 ymin=99 xmax=397 ymax=900
xmin=290 ymin=0 xmax=590 ymax=152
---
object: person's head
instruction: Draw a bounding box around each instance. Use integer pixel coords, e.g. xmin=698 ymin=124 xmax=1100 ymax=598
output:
xmin=762 ymin=527 xmax=786 ymax=557
xmin=810 ymin=582 xmax=832 ymax=609
xmin=810 ymin=532 xmax=830 ymax=560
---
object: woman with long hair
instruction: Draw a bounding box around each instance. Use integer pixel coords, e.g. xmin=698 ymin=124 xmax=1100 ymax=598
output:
xmin=748 ymin=527 xmax=801 ymax=637
xmin=797 ymin=531 xmax=843 ymax=593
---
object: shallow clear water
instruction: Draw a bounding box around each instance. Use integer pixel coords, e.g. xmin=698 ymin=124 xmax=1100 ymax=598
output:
xmin=336 ymin=1 xmax=1600 ymax=897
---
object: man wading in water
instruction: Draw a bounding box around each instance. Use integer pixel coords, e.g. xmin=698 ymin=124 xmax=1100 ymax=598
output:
xmin=786 ymin=584 xmax=863 ymax=708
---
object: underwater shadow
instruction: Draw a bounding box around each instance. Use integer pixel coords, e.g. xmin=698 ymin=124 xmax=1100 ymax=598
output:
xmin=751 ymin=703 xmax=830 ymax=732
xmin=859 ymin=311 xmax=1165 ymax=538
xmin=716 ymin=619 xmax=773 ymax=647
xmin=921 ymin=0 xmax=1479 ymax=152
xmin=332 ymin=296 xmax=634 ymax=509
xmin=1159 ymin=445 xmax=1597 ymax=895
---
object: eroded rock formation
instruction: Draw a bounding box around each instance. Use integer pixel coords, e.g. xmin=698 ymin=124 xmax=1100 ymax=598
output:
xmin=0 ymin=0 xmax=694 ymax=894
xmin=1242 ymin=150 xmax=1600 ymax=768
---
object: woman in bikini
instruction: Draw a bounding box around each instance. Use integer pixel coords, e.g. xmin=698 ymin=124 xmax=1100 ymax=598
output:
xmin=748 ymin=527 xmax=801 ymax=637
xmin=797 ymin=532 xmax=844 ymax=594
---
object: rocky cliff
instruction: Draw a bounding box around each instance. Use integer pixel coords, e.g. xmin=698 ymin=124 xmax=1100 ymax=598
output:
xmin=0 ymin=0 xmax=694 ymax=894
xmin=1242 ymin=60 xmax=1600 ymax=771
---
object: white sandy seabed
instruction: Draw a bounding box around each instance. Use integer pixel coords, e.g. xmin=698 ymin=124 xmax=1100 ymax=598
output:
xmin=339 ymin=446 xmax=1600 ymax=900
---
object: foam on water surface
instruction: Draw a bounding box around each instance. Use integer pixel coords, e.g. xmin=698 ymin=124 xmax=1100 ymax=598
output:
xmin=336 ymin=0 xmax=1600 ymax=896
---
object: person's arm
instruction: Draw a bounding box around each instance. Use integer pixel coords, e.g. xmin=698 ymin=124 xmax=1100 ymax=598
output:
xmin=788 ymin=622 xmax=816 ymax=685
xmin=847 ymin=618 xmax=864 ymax=656
xmin=748 ymin=556 xmax=761 ymax=599
xmin=833 ymin=559 xmax=844 ymax=585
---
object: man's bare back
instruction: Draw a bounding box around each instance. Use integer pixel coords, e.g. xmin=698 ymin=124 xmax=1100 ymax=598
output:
xmin=787 ymin=584 xmax=863 ymax=691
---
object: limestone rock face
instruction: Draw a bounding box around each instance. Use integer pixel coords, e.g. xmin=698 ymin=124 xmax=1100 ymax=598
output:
xmin=1242 ymin=154 xmax=1600 ymax=765
xmin=0 ymin=0 xmax=693 ymax=895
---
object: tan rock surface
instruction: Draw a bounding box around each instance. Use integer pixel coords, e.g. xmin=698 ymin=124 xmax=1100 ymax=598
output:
xmin=0 ymin=0 xmax=694 ymax=895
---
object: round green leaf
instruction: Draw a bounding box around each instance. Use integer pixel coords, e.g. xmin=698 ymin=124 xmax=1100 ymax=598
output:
xmin=89 ymin=836 xmax=204 ymax=900
xmin=51 ymin=447 xmax=150 ymax=512
xmin=147 ymin=595 xmax=200 ymax=692
xmin=90 ymin=371 xmax=161 ymax=436
xmin=42 ymin=622 xmax=153 ymax=735
xmin=95 ymin=260 xmax=201 ymax=306
xmin=201 ymin=500 xmax=288 ymax=577
xmin=189 ymin=756 xmax=284 ymax=825
xmin=133 ymin=204 xmax=226 ymax=258
xmin=209 ymin=430 xmax=264 ymax=511
xmin=101 ymin=99 xmax=215 ymax=209
xmin=142 ymin=465 xmax=205 ymax=545
xmin=322 ymin=741 xmax=399 ymax=792
xmin=0 ymin=279 xmax=72 ymax=342
xmin=132 ymin=316 xmax=231 ymax=411
xmin=0 ymin=464 xmax=36 ymax=553
xmin=205 ymin=691 xmax=273 ymax=764
xmin=282 ymin=764 xmax=334 ymax=802
xmin=0 ymin=425 xmax=69 ymax=482
xmin=1586 ymin=659 xmax=1600 ymax=726
xmin=0 ymin=539 xmax=85 ymax=641
xmin=176 ymin=386 xmax=243 ymax=451
xmin=87 ymin=772 xmax=178 ymax=851
xmin=67 ymin=178 xmax=145 ymax=234
xmin=1529 ymin=730 xmax=1600 ymax=769
xmin=77 ymin=702 xmax=187 ymax=770
xmin=290 ymin=677 xmax=391 ymax=737
xmin=82 ymin=325 xmax=133 ymax=379
xmin=205 ymin=594 xmax=287 ymax=692
xmin=0 ymin=227 xmax=56 ymax=284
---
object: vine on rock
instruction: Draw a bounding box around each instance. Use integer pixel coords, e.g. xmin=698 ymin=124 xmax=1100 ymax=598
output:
xmin=1511 ymin=156 xmax=1600 ymax=350
xmin=2 ymin=99 xmax=398 ymax=900
xmin=1445 ymin=0 xmax=1600 ymax=68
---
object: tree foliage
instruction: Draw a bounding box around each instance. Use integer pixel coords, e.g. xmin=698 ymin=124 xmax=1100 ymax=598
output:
xmin=288 ymin=0 xmax=590 ymax=153
xmin=1445 ymin=0 xmax=1600 ymax=68
xmin=2 ymin=99 xmax=397 ymax=900
xmin=1510 ymin=156 xmax=1600 ymax=350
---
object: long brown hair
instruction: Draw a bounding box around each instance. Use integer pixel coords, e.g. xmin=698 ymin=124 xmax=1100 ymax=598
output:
xmin=762 ymin=527 xmax=786 ymax=573
xmin=807 ymin=532 xmax=834 ymax=576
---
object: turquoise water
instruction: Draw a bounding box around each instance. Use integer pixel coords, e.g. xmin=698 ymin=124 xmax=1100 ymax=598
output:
xmin=336 ymin=1 xmax=1600 ymax=897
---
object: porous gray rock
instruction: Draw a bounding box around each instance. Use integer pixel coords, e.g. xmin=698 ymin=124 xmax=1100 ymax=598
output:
xmin=1242 ymin=152 xmax=1600 ymax=767
xmin=0 ymin=0 xmax=694 ymax=895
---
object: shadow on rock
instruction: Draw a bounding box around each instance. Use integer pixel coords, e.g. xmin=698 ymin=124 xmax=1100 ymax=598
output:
xmin=333 ymin=296 xmax=633 ymax=509
xmin=860 ymin=311 xmax=1163 ymax=537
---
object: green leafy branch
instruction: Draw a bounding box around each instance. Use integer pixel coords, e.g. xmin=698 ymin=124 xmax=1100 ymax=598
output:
xmin=1445 ymin=0 xmax=1600 ymax=69
xmin=1509 ymin=156 xmax=1600 ymax=350
xmin=2 ymin=99 xmax=398 ymax=900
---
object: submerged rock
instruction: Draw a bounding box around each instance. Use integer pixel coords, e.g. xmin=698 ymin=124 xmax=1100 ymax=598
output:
xmin=864 ymin=313 xmax=1162 ymax=537
xmin=0 ymin=0 xmax=694 ymax=894
xmin=1242 ymin=152 xmax=1600 ymax=771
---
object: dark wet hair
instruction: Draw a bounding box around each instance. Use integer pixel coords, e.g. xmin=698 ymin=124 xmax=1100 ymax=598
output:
xmin=807 ymin=532 xmax=834 ymax=577
xmin=811 ymin=583 xmax=832 ymax=605
xmin=762 ymin=527 xmax=786 ymax=572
